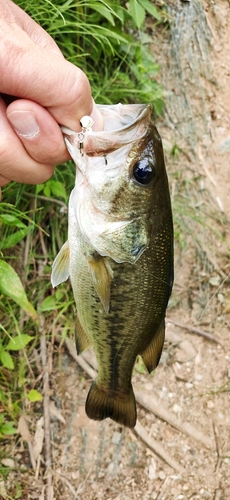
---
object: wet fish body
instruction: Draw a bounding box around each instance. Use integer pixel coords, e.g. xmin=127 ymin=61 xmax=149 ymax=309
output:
xmin=51 ymin=104 xmax=173 ymax=428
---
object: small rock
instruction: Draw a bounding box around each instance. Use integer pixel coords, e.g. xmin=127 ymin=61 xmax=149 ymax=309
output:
xmin=106 ymin=462 xmax=115 ymax=475
xmin=112 ymin=431 xmax=122 ymax=445
xmin=183 ymin=484 xmax=189 ymax=491
xmin=71 ymin=471 xmax=79 ymax=480
xmin=158 ymin=470 xmax=166 ymax=480
xmin=148 ymin=458 xmax=156 ymax=480
xmin=185 ymin=383 xmax=193 ymax=389
xmin=172 ymin=404 xmax=182 ymax=413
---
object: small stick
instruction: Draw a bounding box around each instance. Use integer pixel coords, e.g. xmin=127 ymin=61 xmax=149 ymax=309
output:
xmin=24 ymin=192 xmax=68 ymax=210
xmin=213 ymin=421 xmax=222 ymax=472
xmin=167 ymin=319 xmax=223 ymax=345
xmin=39 ymin=227 xmax=48 ymax=257
xmin=156 ymin=477 xmax=170 ymax=500
xmin=135 ymin=391 xmax=214 ymax=450
xmin=132 ymin=420 xmax=184 ymax=473
xmin=64 ymin=337 xmax=96 ymax=379
xmin=40 ymin=316 xmax=53 ymax=500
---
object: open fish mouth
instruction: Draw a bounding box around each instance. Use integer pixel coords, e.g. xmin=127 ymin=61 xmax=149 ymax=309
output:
xmin=61 ymin=103 xmax=153 ymax=157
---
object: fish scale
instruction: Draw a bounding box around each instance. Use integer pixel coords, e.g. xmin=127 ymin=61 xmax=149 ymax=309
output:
xmin=51 ymin=103 xmax=173 ymax=428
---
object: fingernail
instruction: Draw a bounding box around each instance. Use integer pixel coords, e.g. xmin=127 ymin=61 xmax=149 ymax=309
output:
xmin=90 ymin=101 xmax=104 ymax=131
xmin=7 ymin=110 xmax=39 ymax=138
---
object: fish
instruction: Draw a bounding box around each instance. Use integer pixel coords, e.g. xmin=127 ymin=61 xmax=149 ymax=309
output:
xmin=51 ymin=103 xmax=174 ymax=429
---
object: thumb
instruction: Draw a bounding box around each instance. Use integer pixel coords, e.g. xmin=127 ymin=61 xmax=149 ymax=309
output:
xmin=0 ymin=5 xmax=103 ymax=131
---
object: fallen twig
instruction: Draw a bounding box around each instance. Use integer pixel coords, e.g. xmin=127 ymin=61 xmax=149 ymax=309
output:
xmin=40 ymin=315 xmax=53 ymax=500
xmin=24 ymin=192 xmax=68 ymax=210
xmin=167 ymin=318 xmax=223 ymax=345
xmin=213 ymin=421 xmax=222 ymax=472
xmin=135 ymin=391 xmax=214 ymax=450
xmin=132 ymin=420 xmax=184 ymax=473
xmin=64 ymin=337 xmax=96 ymax=379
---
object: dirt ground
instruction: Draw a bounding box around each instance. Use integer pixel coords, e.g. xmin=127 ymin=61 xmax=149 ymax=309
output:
xmin=3 ymin=1 xmax=230 ymax=499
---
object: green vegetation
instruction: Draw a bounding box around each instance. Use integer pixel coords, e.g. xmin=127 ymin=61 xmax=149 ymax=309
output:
xmin=16 ymin=0 xmax=165 ymax=109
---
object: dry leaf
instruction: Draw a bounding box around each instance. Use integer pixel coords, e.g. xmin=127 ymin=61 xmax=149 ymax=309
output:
xmin=18 ymin=415 xmax=32 ymax=442
xmin=32 ymin=417 xmax=44 ymax=461
xmin=18 ymin=415 xmax=36 ymax=469
xmin=0 ymin=479 xmax=7 ymax=498
xmin=1 ymin=458 xmax=15 ymax=468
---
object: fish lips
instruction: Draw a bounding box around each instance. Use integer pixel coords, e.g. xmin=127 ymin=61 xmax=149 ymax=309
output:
xmin=61 ymin=103 xmax=153 ymax=157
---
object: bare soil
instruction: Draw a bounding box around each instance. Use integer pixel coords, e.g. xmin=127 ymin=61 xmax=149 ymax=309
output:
xmin=3 ymin=1 xmax=230 ymax=499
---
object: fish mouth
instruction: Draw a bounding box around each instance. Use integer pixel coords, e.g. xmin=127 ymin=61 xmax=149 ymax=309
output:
xmin=62 ymin=104 xmax=152 ymax=156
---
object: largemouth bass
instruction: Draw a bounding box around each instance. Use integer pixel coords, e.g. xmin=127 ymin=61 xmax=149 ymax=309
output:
xmin=51 ymin=103 xmax=173 ymax=428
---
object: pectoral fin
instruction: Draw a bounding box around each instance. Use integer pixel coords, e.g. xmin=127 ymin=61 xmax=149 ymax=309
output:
xmin=140 ymin=319 xmax=165 ymax=373
xmin=75 ymin=315 xmax=92 ymax=354
xmin=51 ymin=241 xmax=70 ymax=287
xmin=87 ymin=255 xmax=112 ymax=314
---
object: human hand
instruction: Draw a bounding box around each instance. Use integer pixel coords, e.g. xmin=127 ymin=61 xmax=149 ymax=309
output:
xmin=0 ymin=0 xmax=103 ymax=186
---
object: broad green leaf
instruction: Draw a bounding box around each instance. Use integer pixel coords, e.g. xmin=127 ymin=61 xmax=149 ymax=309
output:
xmin=0 ymin=350 xmax=14 ymax=369
xmin=0 ymin=214 xmax=27 ymax=228
xmin=39 ymin=295 xmax=59 ymax=312
xmin=27 ymin=389 xmax=43 ymax=402
xmin=0 ymin=422 xmax=18 ymax=436
xmin=36 ymin=184 xmax=45 ymax=195
xmin=6 ymin=334 xmax=34 ymax=351
xmin=90 ymin=3 xmax=115 ymax=25
xmin=49 ymin=180 xmax=67 ymax=200
xmin=138 ymin=0 xmax=161 ymax=20
xmin=129 ymin=0 xmax=145 ymax=28
xmin=0 ymin=260 xmax=38 ymax=322
xmin=0 ymin=227 xmax=31 ymax=249
xmin=43 ymin=185 xmax=51 ymax=197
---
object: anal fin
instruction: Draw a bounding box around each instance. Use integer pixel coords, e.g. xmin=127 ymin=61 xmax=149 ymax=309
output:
xmin=75 ymin=315 xmax=91 ymax=354
xmin=85 ymin=381 xmax=136 ymax=428
xmin=140 ymin=319 xmax=165 ymax=373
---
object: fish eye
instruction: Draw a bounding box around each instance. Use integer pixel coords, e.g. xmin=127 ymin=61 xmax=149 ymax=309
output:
xmin=132 ymin=159 xmax=155 ymax=186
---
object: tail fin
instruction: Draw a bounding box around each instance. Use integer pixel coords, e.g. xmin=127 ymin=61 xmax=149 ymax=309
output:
xmin=85 ymin=381 xmax=136 ymax=428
